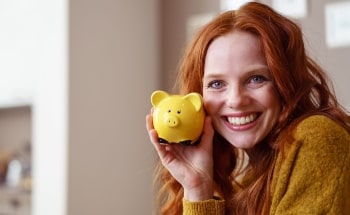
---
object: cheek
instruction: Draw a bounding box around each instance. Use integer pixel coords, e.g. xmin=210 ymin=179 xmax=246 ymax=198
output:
xmin=203 ymin=93 xmax=222 ymax=115
xmin=264 ymin=88 xmax=281 ymax=114
xmin=203 ymin=94 xmax=220 ymax=115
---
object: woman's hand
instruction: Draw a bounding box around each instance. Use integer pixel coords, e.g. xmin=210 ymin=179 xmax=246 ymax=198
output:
xmin=146 ymin=113 xmax=215 ymax=201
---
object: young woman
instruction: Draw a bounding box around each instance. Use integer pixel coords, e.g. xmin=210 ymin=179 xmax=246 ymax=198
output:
xmin=146 ymin=2 xmax=350 ymax=214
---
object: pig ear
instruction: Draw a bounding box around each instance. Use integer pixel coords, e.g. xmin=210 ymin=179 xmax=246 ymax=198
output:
xmin=151 ymin=90 xmax=169 ymax=107
xmin=184 ymin=93 xmax=203 ymax=112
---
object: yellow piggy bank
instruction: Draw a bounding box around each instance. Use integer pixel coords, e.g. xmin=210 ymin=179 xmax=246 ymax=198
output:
xmin=151 ymin=90 xmax=205 ymax=145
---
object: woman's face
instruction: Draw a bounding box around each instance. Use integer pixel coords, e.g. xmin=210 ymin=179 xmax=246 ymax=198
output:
xmin=203 ymin=30 xmax=281 ymax=149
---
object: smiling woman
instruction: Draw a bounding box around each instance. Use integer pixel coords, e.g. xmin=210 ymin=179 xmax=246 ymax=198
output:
xmin=146 ymin=2 xmax=350 ymax=215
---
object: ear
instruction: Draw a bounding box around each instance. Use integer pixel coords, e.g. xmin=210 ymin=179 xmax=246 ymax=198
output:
xmin=183 ymin=93 xmax=203 ymax=112
xmin=151 ymin=90 xmax=169 ymax=107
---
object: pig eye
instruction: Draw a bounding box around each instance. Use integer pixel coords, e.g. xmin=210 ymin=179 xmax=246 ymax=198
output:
xmin=177 ymin=110 xmax=181 ymax=114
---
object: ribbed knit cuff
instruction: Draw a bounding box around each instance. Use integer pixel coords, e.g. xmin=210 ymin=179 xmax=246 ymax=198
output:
xmin=183 ymin=197 xmax=225 ymax=215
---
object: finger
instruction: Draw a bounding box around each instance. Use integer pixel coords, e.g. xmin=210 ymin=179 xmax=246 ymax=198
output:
xmin=145 ymin=114 xmax=154 ymax=131
xmin=146 ymin=114 xmax=168 ymax=157
xmin=146 ymin=114 xmax=160 ymax=146
xmin=200 ymin=116 xmax=214 ymax=150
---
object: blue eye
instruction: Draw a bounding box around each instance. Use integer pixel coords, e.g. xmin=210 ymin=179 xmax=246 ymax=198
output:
xmin=207 ymin=80 xmax=224 ymax=89
xmin=249 ymin=75 xmax=267 ymax=84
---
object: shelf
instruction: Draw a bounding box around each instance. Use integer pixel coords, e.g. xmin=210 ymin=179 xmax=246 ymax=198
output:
xmin=0 ymin=99 xmax=32 ymax=110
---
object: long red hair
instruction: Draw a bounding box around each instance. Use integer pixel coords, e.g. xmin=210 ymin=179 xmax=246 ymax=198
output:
xmin=154 ymin=2 xmax=350 ymax=214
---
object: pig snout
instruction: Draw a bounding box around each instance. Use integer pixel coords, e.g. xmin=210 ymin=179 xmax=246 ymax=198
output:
xmin=165 ymin=115 xmax=179 ymax=127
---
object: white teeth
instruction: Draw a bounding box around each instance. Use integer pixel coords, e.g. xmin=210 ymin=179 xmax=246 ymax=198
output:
xmin=227 ymin=114 xmax=257 ymax=125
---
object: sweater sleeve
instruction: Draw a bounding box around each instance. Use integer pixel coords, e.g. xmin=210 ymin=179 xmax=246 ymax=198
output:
xmin=183 ymin=198 xmax=225 ymax=215
xmin=270 ymin=115 xmax=350 ymax=215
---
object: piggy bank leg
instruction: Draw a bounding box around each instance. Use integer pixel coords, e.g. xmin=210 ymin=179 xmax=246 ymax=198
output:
xmin=159 ymin=138 xmax=169 ymax=144
xmin=182 ymin=137 xmax=202 ymax=146
xmin=179 ymin=140 xmax=192 ymax=146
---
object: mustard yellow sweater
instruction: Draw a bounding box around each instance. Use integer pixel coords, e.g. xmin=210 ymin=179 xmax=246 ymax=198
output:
xmin=183 ymin=115 xmax=350 ymax=214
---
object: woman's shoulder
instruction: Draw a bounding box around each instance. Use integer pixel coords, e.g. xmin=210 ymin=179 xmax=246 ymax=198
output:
xmin=292 ymin=114 xmax=350 ymax=154
xmin=272 ymin=115 xmax=350 ymax=214
xmin=294 ymin=114 xmax=349 ymax=139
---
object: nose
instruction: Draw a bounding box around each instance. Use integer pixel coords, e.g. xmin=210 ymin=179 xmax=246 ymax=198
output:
xmin=225 ymin=86 xmax=250 ymax=109
xmin=165 ymin=115 xmax=179 ymax=127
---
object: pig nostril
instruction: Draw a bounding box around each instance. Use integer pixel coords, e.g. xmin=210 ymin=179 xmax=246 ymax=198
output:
xmin=166 ymin=117 xmax=179 ymax=127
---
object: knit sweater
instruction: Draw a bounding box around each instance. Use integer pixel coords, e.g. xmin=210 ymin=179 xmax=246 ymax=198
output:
xmin=183 ymin=115 xmax=350 ymax=215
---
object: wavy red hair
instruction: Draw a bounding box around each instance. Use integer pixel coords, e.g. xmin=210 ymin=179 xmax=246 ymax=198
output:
xmin=154 ymin=2 xmax=350 ymax=215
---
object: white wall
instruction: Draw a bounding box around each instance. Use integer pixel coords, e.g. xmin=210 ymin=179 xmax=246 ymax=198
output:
xmin=0 ymin=0 xmax=38 ymax=107
xmin=32 ymin=0 xmax=68 ymax=215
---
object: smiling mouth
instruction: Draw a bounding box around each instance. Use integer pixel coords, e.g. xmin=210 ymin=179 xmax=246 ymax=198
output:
xmin=227 ymin=113 xmax=258 ymax=126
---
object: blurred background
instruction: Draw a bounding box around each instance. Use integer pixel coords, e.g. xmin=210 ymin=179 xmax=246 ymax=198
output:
xmin=0 ymin=0 xmax=349 ymax=214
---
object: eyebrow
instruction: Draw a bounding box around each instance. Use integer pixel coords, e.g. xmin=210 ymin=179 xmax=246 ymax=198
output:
xmin=244 ymin=64 xmax=269 ymax=73
xmin=245 ymin=66 xmax=270 ymax=76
